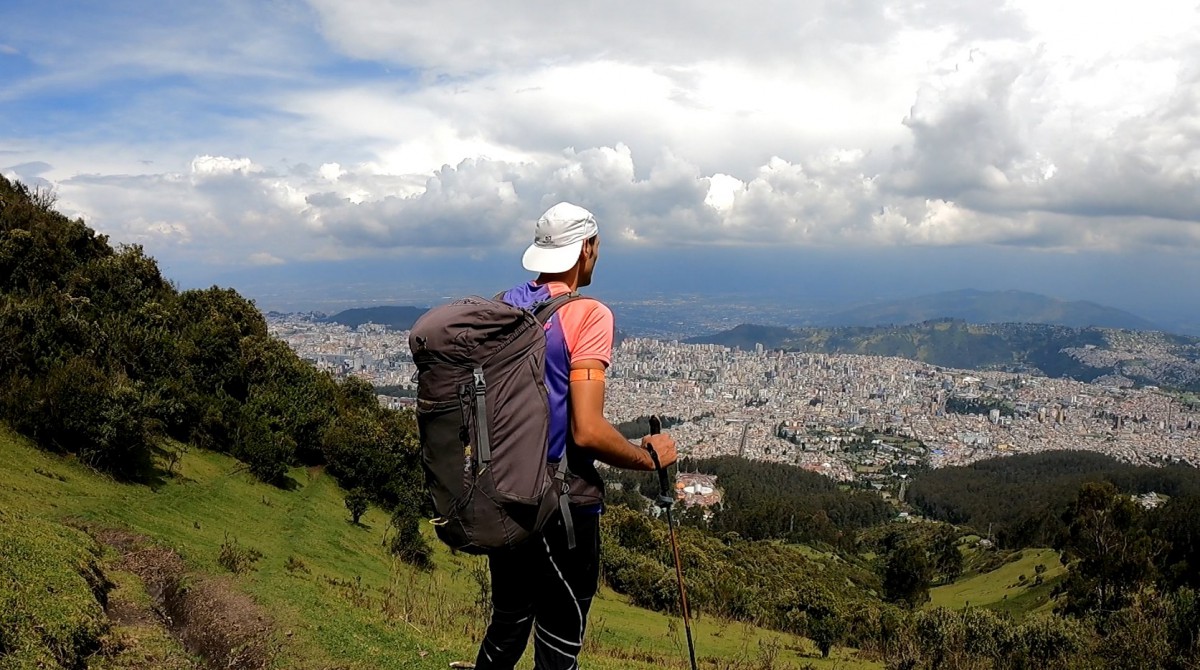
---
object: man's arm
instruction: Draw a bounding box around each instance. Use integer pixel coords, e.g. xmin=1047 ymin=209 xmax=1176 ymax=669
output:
xmin=569 ymin=359 xmax=677 ymax=470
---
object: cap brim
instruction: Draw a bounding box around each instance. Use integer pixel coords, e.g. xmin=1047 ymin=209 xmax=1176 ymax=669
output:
xmin=522 ymin=240 xmax=584 ymax=273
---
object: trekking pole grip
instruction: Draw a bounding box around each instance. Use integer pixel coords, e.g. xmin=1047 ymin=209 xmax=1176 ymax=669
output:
xmin=647 ymin=415 xmax=672 ymax=504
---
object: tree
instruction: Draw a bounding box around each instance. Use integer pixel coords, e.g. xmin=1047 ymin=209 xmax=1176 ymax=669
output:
xmin=932 ymin=527 xmax=964 ymax=584
xmin=883 ymin=541 xmax=931 ymax=609
xmin=781 ymin=583 xmax=848 ymax=659
xmin=1151 ymin=495 xmax=1200 ymax=591
xmin=389 ymin=489 xmax=432 ymax=570
xmin=345 ymin=488 xmax=369 ymax=525
xmin=1058 ymin=481 xmax=1154 ymax=616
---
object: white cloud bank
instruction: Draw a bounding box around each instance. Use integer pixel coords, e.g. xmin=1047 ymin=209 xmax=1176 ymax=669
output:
xmin=3 ymin=0 xmax=1199 ymax=268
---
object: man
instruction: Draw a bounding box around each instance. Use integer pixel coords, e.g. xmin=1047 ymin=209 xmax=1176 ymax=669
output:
xmin=474 ymin=202 xmax=678 ymax=670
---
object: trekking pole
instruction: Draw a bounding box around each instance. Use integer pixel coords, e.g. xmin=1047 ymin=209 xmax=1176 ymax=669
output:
xmin=646 ymin=415 xmax=698 ymax=670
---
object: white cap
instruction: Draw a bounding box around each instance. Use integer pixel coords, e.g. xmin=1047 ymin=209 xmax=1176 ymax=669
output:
xmin=522 ymin=202 xmax=599 ymax=273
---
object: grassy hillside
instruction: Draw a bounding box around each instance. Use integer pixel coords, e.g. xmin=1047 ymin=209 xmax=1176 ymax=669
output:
xmin=928 ymin=548 xmax=1065 ymax=616
xmin=0 ymin=426 xmax=879 ymax=669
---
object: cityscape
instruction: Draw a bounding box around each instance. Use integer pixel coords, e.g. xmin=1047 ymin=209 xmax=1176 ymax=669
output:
xmin=268 ymin=313 xmax=1200 ymax=491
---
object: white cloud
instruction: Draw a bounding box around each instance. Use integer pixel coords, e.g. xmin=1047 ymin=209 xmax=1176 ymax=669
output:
xmin=31 ymin=127 xmax=1199 ymax=277
xmin=318 ymin=162 xmax=344 ymax=181
xmin=190 ymin=155 xmax=261 ymax=178
xmin=306 ymin=0 xmax=1024 ymax=74
xmin=890 ymin=26 xmax=1200 ymax=224
xmin=4 ymin=0 xmax=1199 ymax=274
xmin=704 ymin=174 xmax=743 ymax=212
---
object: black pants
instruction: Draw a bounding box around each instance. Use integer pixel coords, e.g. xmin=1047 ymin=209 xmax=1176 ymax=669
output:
xmin=474 ymin=508 xmax=601 ymax=670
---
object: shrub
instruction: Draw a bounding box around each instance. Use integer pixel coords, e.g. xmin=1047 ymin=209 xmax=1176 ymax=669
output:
xmin=284 ymin=555 xmax=310 ymax=575
xmin=217 ymin=535 xmax=263 ymax=574
xmin=1017 ymin=613 xmax=1091 ymax=668
xmin=389 ymin=507 xmax=432 ymax=571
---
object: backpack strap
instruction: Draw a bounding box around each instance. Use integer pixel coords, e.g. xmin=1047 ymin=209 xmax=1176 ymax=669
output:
xmin=532 ymin=292 xmax=587 ymax=324
xmin=535 ymin=290 xmax=590 ymax=550
xmin=554 ymin=457 xmax=575 ymax=549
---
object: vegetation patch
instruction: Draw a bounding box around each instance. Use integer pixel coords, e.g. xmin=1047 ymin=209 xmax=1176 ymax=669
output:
xmin=0 ymin=510 xmax=111 ymax=669
xmin=217 ymin=535 xmax=264 ymax=574
xmin=929 ymin=548 xmax=1065 ymax=615
xmin=908 ymin=450 xmax=1200 ymax=548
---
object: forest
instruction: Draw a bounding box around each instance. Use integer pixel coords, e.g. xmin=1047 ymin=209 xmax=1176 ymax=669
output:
xmin=908 ymin=450 xmax=1200 ymax=547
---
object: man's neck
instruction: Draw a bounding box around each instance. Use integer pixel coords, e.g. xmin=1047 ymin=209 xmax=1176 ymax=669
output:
xmin=535 ymin=270 xmax=579 ymax=292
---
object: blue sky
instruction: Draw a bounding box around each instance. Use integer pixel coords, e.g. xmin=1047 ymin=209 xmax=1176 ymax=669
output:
xmin=3 ymin=0 xmax=1199 ymax=324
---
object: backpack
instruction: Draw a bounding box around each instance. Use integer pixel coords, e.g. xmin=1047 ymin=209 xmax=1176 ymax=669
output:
xmin=408 ymin=293 xmax=583 ymax=554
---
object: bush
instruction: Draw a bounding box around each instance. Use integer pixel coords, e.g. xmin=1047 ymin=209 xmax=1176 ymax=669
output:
xmin=1016 ymin=613 xmax=1091 ymax=669
xmin=217 ymin=535 xmax=263 ymax=574
xmin=1 ymin=175 xmax=428 ymax=503
xmin=389 ymin=506 xmax=432 ymax=571
xmin=7 ymin=358 xmax=157 ymax=478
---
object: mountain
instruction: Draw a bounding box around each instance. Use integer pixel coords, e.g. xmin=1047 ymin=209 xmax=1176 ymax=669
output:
xmin=686 ymin=320 xmax=1200 ymax=390
xmin=821 ymin=289 xmax=1159 ymax=330
xmin=681 ymin=323 xmax=795 ymax=351
xmin=322 ymin=305 xmax=428 ymax=329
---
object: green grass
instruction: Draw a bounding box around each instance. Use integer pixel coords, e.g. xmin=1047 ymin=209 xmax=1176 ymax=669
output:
xmin=928 ymin=548 xmax=1066 ymax=616
xmin=0 ymin=511 xmax=109 ymax=669
xmin=0 ymin=427 xmax=880 ymax=669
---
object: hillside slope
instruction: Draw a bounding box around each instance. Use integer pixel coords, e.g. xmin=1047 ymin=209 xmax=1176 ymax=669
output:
xmin=0 ymin=427 xmax=873 ymax=669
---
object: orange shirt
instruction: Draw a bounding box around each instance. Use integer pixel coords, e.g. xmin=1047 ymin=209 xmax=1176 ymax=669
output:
xmin=539 ymin=281 xmax=615 ymax=368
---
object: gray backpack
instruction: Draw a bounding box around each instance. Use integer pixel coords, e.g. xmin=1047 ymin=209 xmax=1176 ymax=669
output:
xmin=408 ymin=294 xmax=581 ymax=554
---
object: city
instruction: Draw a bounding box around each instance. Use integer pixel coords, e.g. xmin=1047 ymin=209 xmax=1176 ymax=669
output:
xmin=267 ymin=313 xmax=1200 ymax=490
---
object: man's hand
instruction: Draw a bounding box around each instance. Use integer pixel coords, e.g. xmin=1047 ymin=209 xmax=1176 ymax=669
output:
xmin=641 ymin=433 xmax=677 ymax=470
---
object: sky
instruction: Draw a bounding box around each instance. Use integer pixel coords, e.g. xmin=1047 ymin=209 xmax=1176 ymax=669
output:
xmin=2 ymin=1 xmax=1199 ymax=325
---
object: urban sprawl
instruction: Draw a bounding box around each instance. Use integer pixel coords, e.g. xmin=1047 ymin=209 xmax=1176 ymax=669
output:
xmin=269 ymin=315 xmax=1200 ymax=494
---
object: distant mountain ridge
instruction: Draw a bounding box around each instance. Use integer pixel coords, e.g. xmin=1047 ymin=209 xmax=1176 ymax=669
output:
xmin=686 ymin=320 xmax=1200 ymax=391
xmin=819 ymin=289 xmax=1158 ymax=330
xmin=322 ymin=306 xmax=428 ymax=330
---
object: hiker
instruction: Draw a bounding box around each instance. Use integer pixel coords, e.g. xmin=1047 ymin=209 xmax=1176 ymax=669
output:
xmin=474 ymin=202 xmax=678 ymax=670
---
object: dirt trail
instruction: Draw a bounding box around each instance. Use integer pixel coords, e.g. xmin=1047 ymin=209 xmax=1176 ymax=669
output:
xmin=88 ymin=526 xmax=277 ymax=670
